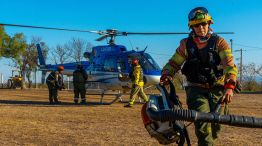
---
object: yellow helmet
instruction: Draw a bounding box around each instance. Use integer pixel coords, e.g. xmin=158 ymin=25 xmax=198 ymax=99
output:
xmin=188 ymin=7 xmax=214 ymax=27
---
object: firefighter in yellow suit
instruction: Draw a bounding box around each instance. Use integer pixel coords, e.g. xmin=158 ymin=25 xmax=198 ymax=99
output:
xmin=124 ymin=58 xmax=148 ymax=107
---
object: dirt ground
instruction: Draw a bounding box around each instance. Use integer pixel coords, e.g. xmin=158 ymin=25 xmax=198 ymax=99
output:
xmin=0 ymin=89 xmax=261 ymax=146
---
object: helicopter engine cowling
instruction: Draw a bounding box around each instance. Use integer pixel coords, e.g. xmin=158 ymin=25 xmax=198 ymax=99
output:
xmin=84 ymin=52 xmax=91 ymax=59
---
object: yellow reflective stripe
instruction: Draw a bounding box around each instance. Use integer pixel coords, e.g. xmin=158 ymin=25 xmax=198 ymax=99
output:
xmin=215 ymin=75 xmax=225 ymax=85
xmin=163 ymin=52 xmax=185 ymax=76
xmin=133 ymin=66 xmax=140 ymax=84
xmin=225 ymin=66 xmax=238 ymax=76
xmin=173 ymin=53 xmax=186 ymax=65
xmin=219 ymin=49 xmax=233 ymax=59
xmin=207 ymin=126 xmax=212 ymax=133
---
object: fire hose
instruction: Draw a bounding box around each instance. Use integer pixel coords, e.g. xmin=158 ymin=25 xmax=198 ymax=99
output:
xmin=146 ymin=107 xmax=262 ymax=128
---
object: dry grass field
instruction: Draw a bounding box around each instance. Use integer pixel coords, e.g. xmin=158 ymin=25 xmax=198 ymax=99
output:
xmin=0 ymin=89 xmax=261 ymax=146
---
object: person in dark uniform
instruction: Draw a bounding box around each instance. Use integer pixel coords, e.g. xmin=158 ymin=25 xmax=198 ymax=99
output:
xmin=124 ymin=58 xmax=148 ymax=107
xmin=73 ymin=64 xmax=88 ymax=104
xmin=46 ymin=66 xmax=64 ymax=104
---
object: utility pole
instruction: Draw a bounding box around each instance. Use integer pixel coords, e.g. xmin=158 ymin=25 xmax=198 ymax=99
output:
xmin=34 ymin=68 xmax=37 ymax=88
xmin=235 ymin=48 xmax=245 ymax=83
xmin=230 ymin=39 xmax=233 ymax=52
xmin=240 ymin=48 xmax=243 ymax=83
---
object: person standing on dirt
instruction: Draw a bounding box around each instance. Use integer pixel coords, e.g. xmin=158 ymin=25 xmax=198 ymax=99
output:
xmin=73 ymin=64 xmax=88 ymax=104
xmin=124 ymin=58 xmax=148 ymax=107
xmin=160 ymin=7 xmax=238 ymax=146
xmin=46 ymin=66 xmax=64 ymax=104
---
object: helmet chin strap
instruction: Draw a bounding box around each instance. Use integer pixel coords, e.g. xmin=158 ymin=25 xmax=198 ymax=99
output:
xmin=191 ymin=28 xmax=213 ymax=44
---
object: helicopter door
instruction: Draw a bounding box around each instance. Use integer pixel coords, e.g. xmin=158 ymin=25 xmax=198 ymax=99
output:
xmin=117 ymin=57 xmax=129 ymax=82
xmin=104 ymin=57 xmax=116 ymax=72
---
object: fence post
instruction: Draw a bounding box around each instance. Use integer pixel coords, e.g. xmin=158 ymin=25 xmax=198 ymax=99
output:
xmin=67 ymin=76 xmax=70 ymax=90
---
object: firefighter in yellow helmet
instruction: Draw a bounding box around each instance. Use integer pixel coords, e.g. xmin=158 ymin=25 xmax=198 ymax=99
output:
xmin=46 ymin=66 xmax=65 ymax=104
xmin=124 ymin=58 xmax=148 ymax=107
xmin=160 ymin=7 xmax=238 ymax=146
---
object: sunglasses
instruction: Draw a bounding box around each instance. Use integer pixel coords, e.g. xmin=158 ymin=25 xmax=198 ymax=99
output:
xmin=188 ymin=7 xmax=209 ymax=21
xmin=192 ymin=22 xmax=208 ymax=28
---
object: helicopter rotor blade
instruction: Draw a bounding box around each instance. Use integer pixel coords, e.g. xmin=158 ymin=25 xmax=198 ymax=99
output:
xmin=123 ymin=32 xmax=189 ymax=35
xmin=122 ymin=32 xmax=234 ymax=35
xmin=0 ymin=23 xmax=234 ymax=35
xmin=215 ymin=32 xmax=235 ymax=34
xmin=96 ymin=35 xmax=109 ymax=41
xmin=0 ymin=23 xmax=99 ymax=34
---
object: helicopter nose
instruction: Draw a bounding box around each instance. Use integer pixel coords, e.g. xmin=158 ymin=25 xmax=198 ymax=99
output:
xmin=144 ymin=75 xmax=161 ymax=85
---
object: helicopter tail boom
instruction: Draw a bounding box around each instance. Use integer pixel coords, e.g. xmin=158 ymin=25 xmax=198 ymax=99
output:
xmin=36 ymin=44 xmax=46 ymax=66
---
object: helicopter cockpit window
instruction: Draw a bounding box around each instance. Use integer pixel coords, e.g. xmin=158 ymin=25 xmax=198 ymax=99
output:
xmin=128 ymin=53 xmax=161 ymax=71
xmin=143 ymin=53 xmax=161 ymax=70
xmin=120 ymin=47 xmax=126 ymax=52
xmin=104 ymin=58 xmax=115 ymax=72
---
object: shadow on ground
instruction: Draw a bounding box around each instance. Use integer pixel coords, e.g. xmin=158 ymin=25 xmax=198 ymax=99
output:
xmin=0 ymin=100 xmax=105 ymax=107
xmin=240 ymin=91 xmax=262 ymax=94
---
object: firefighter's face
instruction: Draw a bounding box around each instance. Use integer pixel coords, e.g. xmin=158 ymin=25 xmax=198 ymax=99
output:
xmin=56 ymin=70 xmax=62 ymax=74
xmin=192 ymin=22 xmax=209 ymax=37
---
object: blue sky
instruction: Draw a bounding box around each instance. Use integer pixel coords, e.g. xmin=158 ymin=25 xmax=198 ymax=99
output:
xmin=0 ymin=0 xmax=262 ymax=80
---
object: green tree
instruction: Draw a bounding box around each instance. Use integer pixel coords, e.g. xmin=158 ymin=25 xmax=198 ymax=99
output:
xmin=8 ymin=33 xmax=27 ymax=89
xmin=0 ymin=25 xmax=11 ymax=57
xmin=0 ymin=26 xmax=27 ymax=88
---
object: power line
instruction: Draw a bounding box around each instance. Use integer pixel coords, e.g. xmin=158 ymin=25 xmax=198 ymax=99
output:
xmin=147 ymin=51 xmax=173 ymax=57
xmin=234 ymin=43 xmax=262 ymax=50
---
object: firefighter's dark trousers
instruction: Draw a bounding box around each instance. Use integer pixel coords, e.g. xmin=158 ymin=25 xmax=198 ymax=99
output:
xmin=47 ymin=84 xmax=59 ymax=103
xmin=73 ymin=83 xmax=86 ymax=103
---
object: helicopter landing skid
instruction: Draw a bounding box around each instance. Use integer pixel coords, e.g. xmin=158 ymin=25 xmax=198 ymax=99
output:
xmin=86 ymin=89 xmax=123 ymax=105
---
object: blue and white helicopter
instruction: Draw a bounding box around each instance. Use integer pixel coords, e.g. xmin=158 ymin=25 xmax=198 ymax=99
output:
xmin=36 ymin=39 xmax=161 ymax=91
xmin=1 ymin=23 xmax=233 ymax=104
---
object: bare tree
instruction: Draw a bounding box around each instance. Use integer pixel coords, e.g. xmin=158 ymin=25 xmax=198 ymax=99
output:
xmin=242 ymin=63 xmax=262 ymax=91
xmin=49 ymin=37 xmax=93 ymax=65
xmin=51 ymin=43 xmax=71 ymax=64
xmin=68 ymin=38 xmax=93 ymax=63
xmin=258 ymin=65 xmax=262 ymax=76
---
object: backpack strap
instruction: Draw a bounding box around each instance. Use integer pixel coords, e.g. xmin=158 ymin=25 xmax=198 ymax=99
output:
xmin=186 ymin=33 xmax=219 ymax=60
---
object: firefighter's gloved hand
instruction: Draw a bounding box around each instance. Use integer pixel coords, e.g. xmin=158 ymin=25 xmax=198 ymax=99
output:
xmin=222 ymin=84 xmax=235 ymax=104
xmin=160 ymin=70 xmax=172 ymax=85
xmin=222 ymin=89 xmax=233 ymax=104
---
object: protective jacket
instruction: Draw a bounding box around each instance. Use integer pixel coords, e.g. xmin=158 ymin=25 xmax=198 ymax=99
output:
xmin=73 ymin=69 xmax=88 ymax=83
xmin=46 ymin=71 xmax=63 ymax=89
xmin=163 ymin=33 xmax=238 ymax=86
xmin=130 ymin=65 xmax=144 ymax=86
